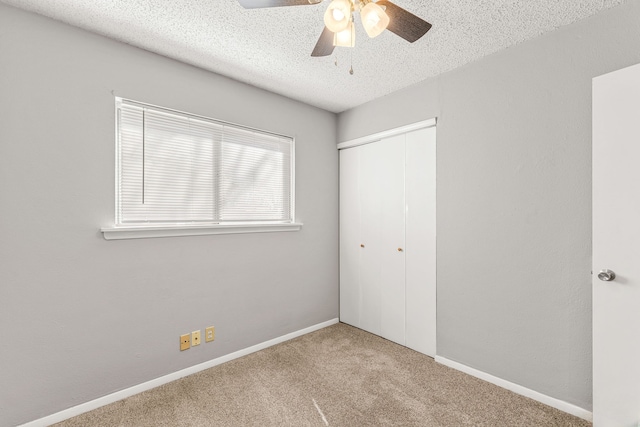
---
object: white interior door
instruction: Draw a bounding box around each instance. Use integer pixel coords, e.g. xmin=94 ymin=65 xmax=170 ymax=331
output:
xmin=339 ymin=147 xmax=361 ymax=328
xmin=378 ymin=135 xmax=406 ymax=345
xmin=359 ymin=141 xmax=384 ymax=336
xmin=405 ymin=127 xmax=437 ymax=356
xmin=593 ymin=62 xmax=640 ymax=426
xmin=339 ymin=120 xmax=436 ymax=355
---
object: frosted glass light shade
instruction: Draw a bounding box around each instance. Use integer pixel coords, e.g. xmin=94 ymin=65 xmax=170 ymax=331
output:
xmin=324 ymin=0 xmax=352 ymax=33
xmin=361 ymin=2 xmax=390 ymax=38
xmin=333 ymin=21 xmax=355 ymax=47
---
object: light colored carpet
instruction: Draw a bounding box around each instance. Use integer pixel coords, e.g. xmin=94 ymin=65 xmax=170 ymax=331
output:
xmin=55 ymin=323 xmax=591 ymax=426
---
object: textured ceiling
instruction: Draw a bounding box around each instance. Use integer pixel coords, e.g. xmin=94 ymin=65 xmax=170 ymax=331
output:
xmin=1 ymin=0 xmax=627 ymax=112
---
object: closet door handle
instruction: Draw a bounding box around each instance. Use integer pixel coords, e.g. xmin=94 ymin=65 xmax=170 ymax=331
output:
xmin=360 ymin=244 xmax=365 ymax=248
xmin=397 ymin=248 xmax=403 ymax=252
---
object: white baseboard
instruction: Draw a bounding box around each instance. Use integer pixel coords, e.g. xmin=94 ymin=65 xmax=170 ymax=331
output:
xmin=435 ymin=356 xmax=592 ymax=422
xmin=20 ymin=318 xmax=340 ymax=427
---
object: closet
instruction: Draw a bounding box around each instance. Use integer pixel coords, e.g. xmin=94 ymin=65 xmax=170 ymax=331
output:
xmin=339 ymin=122 xmax=436 ymax=356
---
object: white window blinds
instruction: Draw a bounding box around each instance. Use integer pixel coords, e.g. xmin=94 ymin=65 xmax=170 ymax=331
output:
xmin=116 ymin=98 xmax=293 ymax=225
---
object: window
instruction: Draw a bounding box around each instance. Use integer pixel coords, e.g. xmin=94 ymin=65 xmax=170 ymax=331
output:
xmin=102 ymin=98 xmax=300 ymax=240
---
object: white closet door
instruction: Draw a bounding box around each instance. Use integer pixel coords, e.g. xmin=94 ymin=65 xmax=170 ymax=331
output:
xmin=339 ymin=122 xmax=435 ymax=352
xmin=405 ymin=127 xmax=437 ymax=356
xmin=378 ymin=135 xmax=407 ymax=345
xmin=358 ymin=141 xmax=384 ymax=336
xmin=339 ymin=147 xmax=361 ymax=327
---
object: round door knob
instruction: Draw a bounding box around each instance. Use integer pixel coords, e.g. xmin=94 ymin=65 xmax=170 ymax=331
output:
xmin=597 ymin=269 xmax=616 ymax=282
xmin=397 ymin=248 xmax=403 ymax=252
xmin=360 ymin=244 xmax=365 ymax=248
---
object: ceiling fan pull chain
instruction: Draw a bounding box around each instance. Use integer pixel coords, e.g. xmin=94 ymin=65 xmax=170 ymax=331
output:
xmin=349 ymin=50 xmax=354 ymax=75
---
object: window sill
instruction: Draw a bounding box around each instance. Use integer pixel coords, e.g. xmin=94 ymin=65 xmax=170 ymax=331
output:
xmin=101 ymin=223 xmax=303 ymax=240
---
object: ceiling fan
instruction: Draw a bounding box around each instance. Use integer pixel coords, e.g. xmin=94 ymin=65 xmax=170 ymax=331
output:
xmin=237 ymin=0 xmax=432 ymax=57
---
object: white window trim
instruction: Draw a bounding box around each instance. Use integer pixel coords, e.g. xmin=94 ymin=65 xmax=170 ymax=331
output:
xmin=102 ymin=98 xmax=301 ymax=240
xmin=101 ymin=222 xmax=303 ymax=240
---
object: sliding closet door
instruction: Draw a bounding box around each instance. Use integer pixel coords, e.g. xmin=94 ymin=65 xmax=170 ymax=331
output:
xmin=339 ymin=147 xmax=361 ymax=327
xmin=377 ymin=135 xmax=406 ymax=345
xmin=405 ymin=127 xmax=437 ymax=356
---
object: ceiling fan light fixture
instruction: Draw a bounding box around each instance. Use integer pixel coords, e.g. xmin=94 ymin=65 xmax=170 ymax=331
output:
xmin=333 ymin=20 xmax=355 ymax=47
xmin=324 ymin=0 xmax=352 ymax=33
xmin=360 ymin=1 xmax=389 ymax=38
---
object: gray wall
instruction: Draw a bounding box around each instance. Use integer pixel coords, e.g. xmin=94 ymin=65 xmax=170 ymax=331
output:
xmin=338 ymin=0 xmax=640 ymax=411
xmin=0 ymin=5 xmax=338 ymax=426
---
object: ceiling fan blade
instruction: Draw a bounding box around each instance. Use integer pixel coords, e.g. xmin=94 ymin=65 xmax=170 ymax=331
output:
xmin=237 ymin=0 xmax=321 ymax=9
xmin=376 ymin=0 xmax=432 ymax=43
xmin=311 ymin=27 xmax=335 ymax=57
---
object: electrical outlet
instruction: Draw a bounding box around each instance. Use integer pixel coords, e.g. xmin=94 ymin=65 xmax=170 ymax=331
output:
xmin=180 ymin=334 xmax=190 ymax=351
xmin=192 ymin=330 xmax=201 ymax=346
xmin=205 ymin=326 xmax=215 ymax=343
